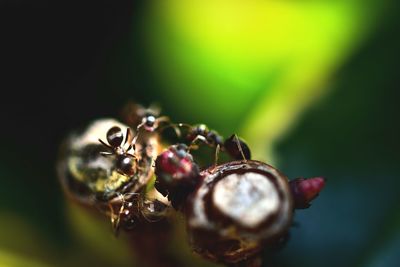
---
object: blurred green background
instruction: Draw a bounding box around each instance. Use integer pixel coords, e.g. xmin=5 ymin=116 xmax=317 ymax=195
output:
xmin=1 ymin=0 xmax=399 ymax=266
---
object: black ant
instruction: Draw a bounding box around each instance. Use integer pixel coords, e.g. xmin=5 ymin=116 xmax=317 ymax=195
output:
xmin=175 ymin=123 xmax=251 ymax=164
xmin=185 ymin=124 xmax=224 ymax=148
xmin=121 ymin=102 xmax=173 ymax=133
xmin=98 ymin=126 xmax=139 ymax=176
xmin=120 ymin=102 xmax=184 ymax=161
xmin=153 ymin=134 xmax=252 ymax=210
xmin=136 ymin=106 xmax=171 ymax=133
xmin=109 ymin=192 xmax=170 ymax=235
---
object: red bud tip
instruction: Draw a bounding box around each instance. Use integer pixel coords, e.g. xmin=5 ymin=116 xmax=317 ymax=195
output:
xmin=156 ymin=150 xmax=193 ymax=177
xmin=290 ymin=177 xmax=325 ymax=209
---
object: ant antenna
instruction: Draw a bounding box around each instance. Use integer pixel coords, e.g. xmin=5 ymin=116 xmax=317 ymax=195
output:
xmin=223 ymin=134 xmax=251 ymax=161
xmin=233 ymin=134 xmax=247 ymax=162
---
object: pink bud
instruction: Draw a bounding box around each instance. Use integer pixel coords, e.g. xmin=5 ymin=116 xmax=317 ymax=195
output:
xmin=290 ymin=177 xmax=325 ymax=209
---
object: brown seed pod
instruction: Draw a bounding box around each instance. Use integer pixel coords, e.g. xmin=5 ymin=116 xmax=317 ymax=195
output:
xmin=185 ymin=160 xmax=293 ymax=265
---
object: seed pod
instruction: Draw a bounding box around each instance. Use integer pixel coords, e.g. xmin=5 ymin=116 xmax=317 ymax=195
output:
xmin=186 ymin=160 xmax=293 ymax=265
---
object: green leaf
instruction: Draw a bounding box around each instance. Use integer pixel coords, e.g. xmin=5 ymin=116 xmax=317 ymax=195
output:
xmin=139 ymin=0 xmax=388 ymax=161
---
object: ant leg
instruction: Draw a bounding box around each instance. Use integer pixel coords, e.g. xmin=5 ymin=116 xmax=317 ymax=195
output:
xmin=131 ymin=131 xmax=139 ymax=147
xmin=116 ymin=169 xmax=130 ymax=177
xmin=214 ymin=144 xmax=221 ymax=165
xmin=108 ymin=202 xmax=122 ymax=236
xmin=123 ymin=128 xmax=134 ymax=147
xmin=98 ymin=139 xmax=113 ymax=150
xmin=125 ymin=130 xmax=139 ymax=152
xmin=100 ymin=151 xmax=113 ymax=156
xmin=123 ymin=192 xmax=140 ymax=202
xmin=187 ymin=135 xmax=208 ymax=152
xmin=210 ymin=144 xmax=221 ymax=173
xmin=136 ymin=121 xmax=145 ymax=132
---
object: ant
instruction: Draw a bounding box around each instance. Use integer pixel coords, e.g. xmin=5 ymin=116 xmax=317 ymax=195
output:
xmin=154 ymin=135 xmax=252 ymax=210
xmin=98 ymin=126 xmax=139 ymax=176
xmin=185 ymin=124 xmax=224 ymax=148
xmin=121 ymin=102 xmax=173 ymax=133
xmin=109 ymin=192 xmax=170 ymax=235
xmin=136 ymin=105 xmax=171 ymax=133
xmin=120 ymin=102 xmax=183 ymax=160
xmin=175 ymin=123 xmax=251 ymax=165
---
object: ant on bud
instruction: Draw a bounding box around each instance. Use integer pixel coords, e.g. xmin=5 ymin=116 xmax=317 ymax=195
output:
xmin=121 ymin=102 xmax=174 ymax=133
xmin=136 ymin=106 xmax=171 ymax=133
xmin=154 ymin=130 xmax=252 ymax=210
xmin=58 ymin=104 xmax=327 ymax=267
xmin=123 ymin=104 xmax=251 ymax=163
xmin=109 ymin=192 xmax=170 ymax=235
xmin=98 ymin=126 xmax=139 ymax=176
xmin=185 ymin=124 xmax=224 ymax=148
xmin=175 ymin=123 xmax=251 ymax=165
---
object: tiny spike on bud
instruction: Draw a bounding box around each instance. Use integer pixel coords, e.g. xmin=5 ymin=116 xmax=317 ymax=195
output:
xmin=290 ymin=177 xmax=325 ymax=209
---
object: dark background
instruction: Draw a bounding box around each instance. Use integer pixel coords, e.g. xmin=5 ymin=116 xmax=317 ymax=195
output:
xmin=0 ymin=1 xmax=399 ymax=267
